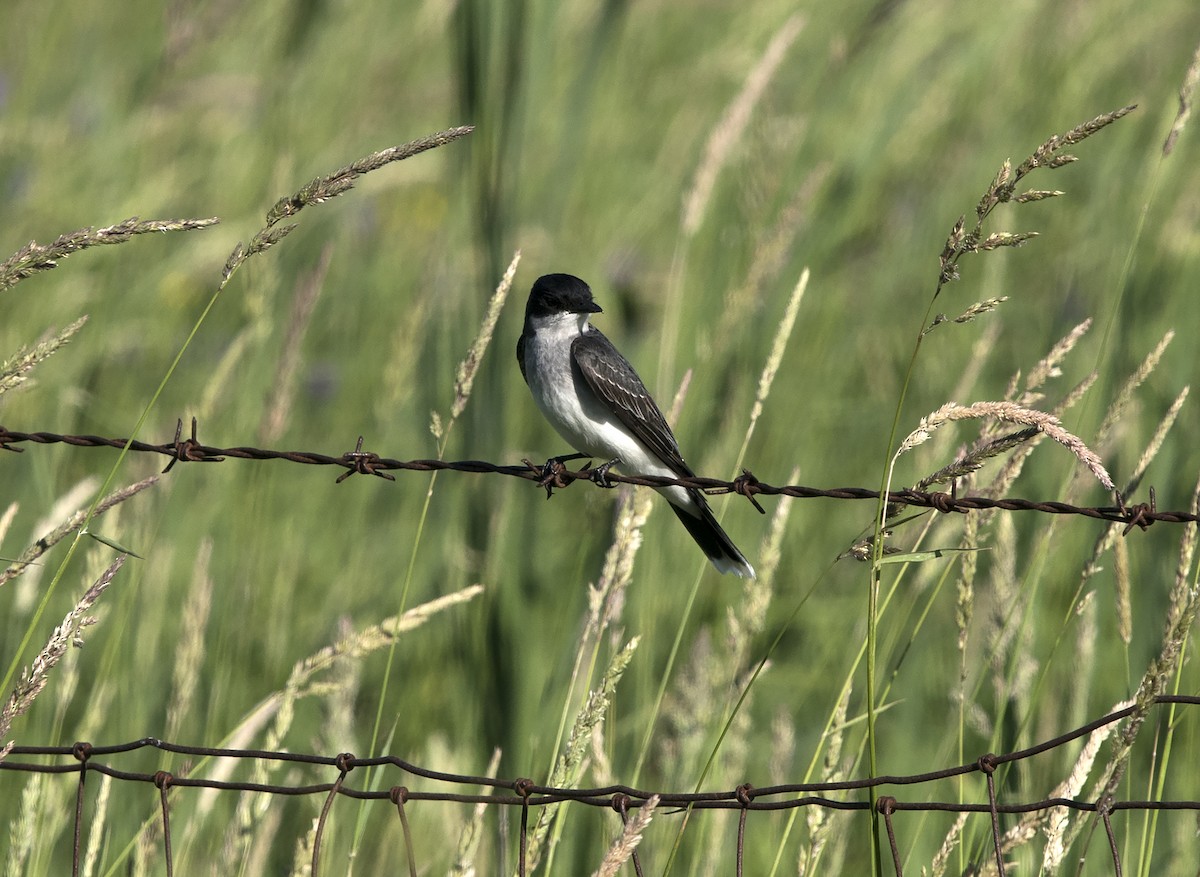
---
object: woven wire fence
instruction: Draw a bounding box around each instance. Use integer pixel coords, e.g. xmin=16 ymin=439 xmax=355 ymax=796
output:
xmin=3 ymin=697 xmax=1200 ymax=877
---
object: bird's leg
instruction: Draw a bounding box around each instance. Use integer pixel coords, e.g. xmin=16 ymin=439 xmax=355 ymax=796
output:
xmin=588 ymin=458 xmax=622 ymax=489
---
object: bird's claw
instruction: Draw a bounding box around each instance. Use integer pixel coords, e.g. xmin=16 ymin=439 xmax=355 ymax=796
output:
xmin=588 ymin=458 xmax=621 ymax=489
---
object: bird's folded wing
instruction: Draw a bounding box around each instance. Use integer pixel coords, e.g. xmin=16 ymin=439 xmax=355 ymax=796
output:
xmin=571 ymin=330 xmax=692 ymax=476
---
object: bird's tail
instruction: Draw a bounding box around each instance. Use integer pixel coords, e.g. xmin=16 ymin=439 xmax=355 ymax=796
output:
xmin=668 ymin=494 xmax=755 ymax=579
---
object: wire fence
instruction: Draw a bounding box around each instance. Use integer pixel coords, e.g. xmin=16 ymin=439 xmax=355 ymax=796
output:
xmin=3 ymin=417 xmax=1199 ymax=875
xmin=1 ymin=419 xmax=1194 ymax=532
xmin=2 ymin=696 xmax=1198 ymax=877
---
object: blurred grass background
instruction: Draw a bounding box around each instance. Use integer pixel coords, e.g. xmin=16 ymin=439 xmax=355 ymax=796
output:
xmin=2 ymin=0 xmax=1199 ymax=873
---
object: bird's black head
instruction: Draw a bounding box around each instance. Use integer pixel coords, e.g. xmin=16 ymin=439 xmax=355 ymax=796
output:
xmin=526 ymin=274 xmax=603 ymax=320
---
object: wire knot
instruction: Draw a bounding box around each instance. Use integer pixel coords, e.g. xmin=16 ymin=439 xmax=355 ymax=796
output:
xmin=0 ymin=426 xmax=24 ymax=453
xmin=513 ymin=777 xmax=535 ymax=799
xmin=611 ymin=793 xmax=631 ymax=817
xmin=337 ymin=436 xmax=395 ymax=483
xmin=729 ymin=470 xmax=766 ymax=514
xmin=524 ymin=457 xmax=581 ymax=499
xmin=153 ymin=770 xmax=174 ymax=790
xmin=71 ymin=741 xmax=93 ymax=762
xmin=735 ymin=783 xmax=755 ymax=806
xmin=335 ymin=752 xmax=356 ymax=772
xmin=977 ymin=753 xmax=998 ymax=775
xmin=389 ymin=786 xmax=409 ymax=805
xmin=875 ymin=795 xmax=897 ymax=815
xmin=1120 ymin=487 xmax=1156 ymax=536
xmin=164 ymin=417 xmax=224 ymax=472
xmin=927 ymin=491 xmax=958 ymax=513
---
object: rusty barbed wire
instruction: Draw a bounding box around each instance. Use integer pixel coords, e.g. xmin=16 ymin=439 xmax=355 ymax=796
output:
xmin=1 ymin=420 xmax=1196 ymax=534
xmin=2 ymin=696 xmax=1198 ymax=876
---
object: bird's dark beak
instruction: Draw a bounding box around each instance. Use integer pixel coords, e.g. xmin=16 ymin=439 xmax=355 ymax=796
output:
xmin=588 ymin=302 xmax=603 ymax=314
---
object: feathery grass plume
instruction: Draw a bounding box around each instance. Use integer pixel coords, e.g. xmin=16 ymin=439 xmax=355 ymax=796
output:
xmin=195 ymin=586 xmax=483 ymax=822
xmin=1079 ymin=386 xmax=1188 ymax=586
xmin=1089 ymin=330 xmax=1174 ymax=454
xmin=132 ymin=817 xmax=159 ymax=877
xmin=933 ymin=107 xmax=1134 ymax=300
xmin=1038 ymin=697 xmax=1133 ymax=871
xmin=0 ymin=476 xmax=157 ymax=594
xmin=540 ymin=481 xmax=653 ymax=845
xmin=911 ymin=427 xmax=1039 ymax=496
xmin=727 ymin=465 xmax=798 ymax=672
xmin=290 ymin=820 xmax=317 ymax=877
xmin=164 ymin=538 xmax=214 ymax=741
xmin=219 ymin=590 xmax=483 ymax=871
xmin=0 ymin=556 xmax=124 ymax=750
xmin=0 ymin=503 xmax=15 ymax=546
xmin=927 ymin=813 xmax=969 ymax=877
xmin=768 ymin=706 xmax=795 ymax=799
xmin=264 ymin=127 xmax=474 ymax=227
xmin=375 ymin=283 xmax=433 ymax=424
xmin=0 ymin=316 xmax=88 ymax=396
xmin=1113 ymin=535 xmax=1132 ymax=643
xmin=948 ymin=321 xmax=1000 ymax=407
xmin=6 ymin=478 xmax=96 ymax=606
xmin=220 ymin=127 xmax=473 ymax=287
xmin=949 ymin=319 xmax=1095 ymax=496
xmin=524 ymin=638 xmax=639 ymax=875
xmin=596 ymin=485 xmax=653 ymax=640
xmin=591 ymin=795 xmax=659 ymax=877
xmin=896 ymin=400 xmax=1114 ymax=491
xmin=1117 ymin=385 xmax=1188 ymax=497
xmin=321 ymin=618 xmax=364 ymax=754
xmin=969 ymin=697 xmax=1129 ymax=873
xmin=1067 ymin=592 xmax=1098 ymax=729
xmin=1163 ymin=39 xmax=1200 ymax=155
xmin=1166 ymin=472 xmax=1200 ymax=634
xmin=431 ymin=249 xmax=520 ymax=443
xmin=1075 ymin=546 xmax=1200 ymax=854
xmin=747 ymin=270 xmax=808 ymax=440
xmin=974 ymin=374 xmax=1096 ymax=509
xmin=80 ymin=773 xmax=113 ymax=877
xmin=723 ymin=165 xmax=829 ymax=319
xmin=984 ymin=513 xmax=1022 ymax=700
xmin=198 ymin=320 xmax=260 ymax=419
xmin=449 ymin=747 xmax=503 ymax=877
xmin=925 ymin=297 xmax=1008 ymax=334
xmin=797 ymin=686 xmax=850 ymax=876
xmin=258 ymin=243 xmax=333 ymax=443
xmin=450 ymin=249 xmax=519 ymax=422
xmin=919 ymin=317 xmax=1093 ymax=514
xmin=243 ymin=805 xmax=284 ymax=877
xmin=5 ymin=770 xmax=43 ymax=873
xmin=1017 ymin=319 xmax=1092 ymax=406
xmin=0 ymin=216 xmax=218 ymax=293
xmin=681 ymin=14 xmax=805 ymax=235
xmin=954 ymin=507 xmax=980 ymax=654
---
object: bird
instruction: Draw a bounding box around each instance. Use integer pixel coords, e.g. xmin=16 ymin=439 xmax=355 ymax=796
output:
xmin=517 ymin=273 xmax=755 ymax=578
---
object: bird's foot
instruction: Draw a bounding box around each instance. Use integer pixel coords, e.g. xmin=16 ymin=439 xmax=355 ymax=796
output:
xmin=525 ymin=453 xmax=590 ymax=499
xmin=588 ymin=458 xmax=622 ymax=489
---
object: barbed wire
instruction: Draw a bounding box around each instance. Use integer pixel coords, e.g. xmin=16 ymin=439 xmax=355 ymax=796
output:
xmin=1 ymin=420 xmax=1194 ymax=534
xmin=2 ymin=696 xmax=1197 ymax=876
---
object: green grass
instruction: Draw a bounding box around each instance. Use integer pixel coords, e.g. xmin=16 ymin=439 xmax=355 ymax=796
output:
xmin=3 ymin=1 xmax=1200 ymax=874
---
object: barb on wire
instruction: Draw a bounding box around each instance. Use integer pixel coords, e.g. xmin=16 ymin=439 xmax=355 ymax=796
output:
xmin=1 ymin=421 xmax=1196 ymax=532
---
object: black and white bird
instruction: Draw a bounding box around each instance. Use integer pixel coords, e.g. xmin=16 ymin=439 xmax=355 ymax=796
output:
xmin=517 ymin=273 xmax=754 ymax=578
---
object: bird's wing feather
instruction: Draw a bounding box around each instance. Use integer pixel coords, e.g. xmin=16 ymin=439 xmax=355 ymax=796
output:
xmin=571 ymin=329 xmax=692 ymax=476
xmin=516 ymin=333 xmax=528 ymax=385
